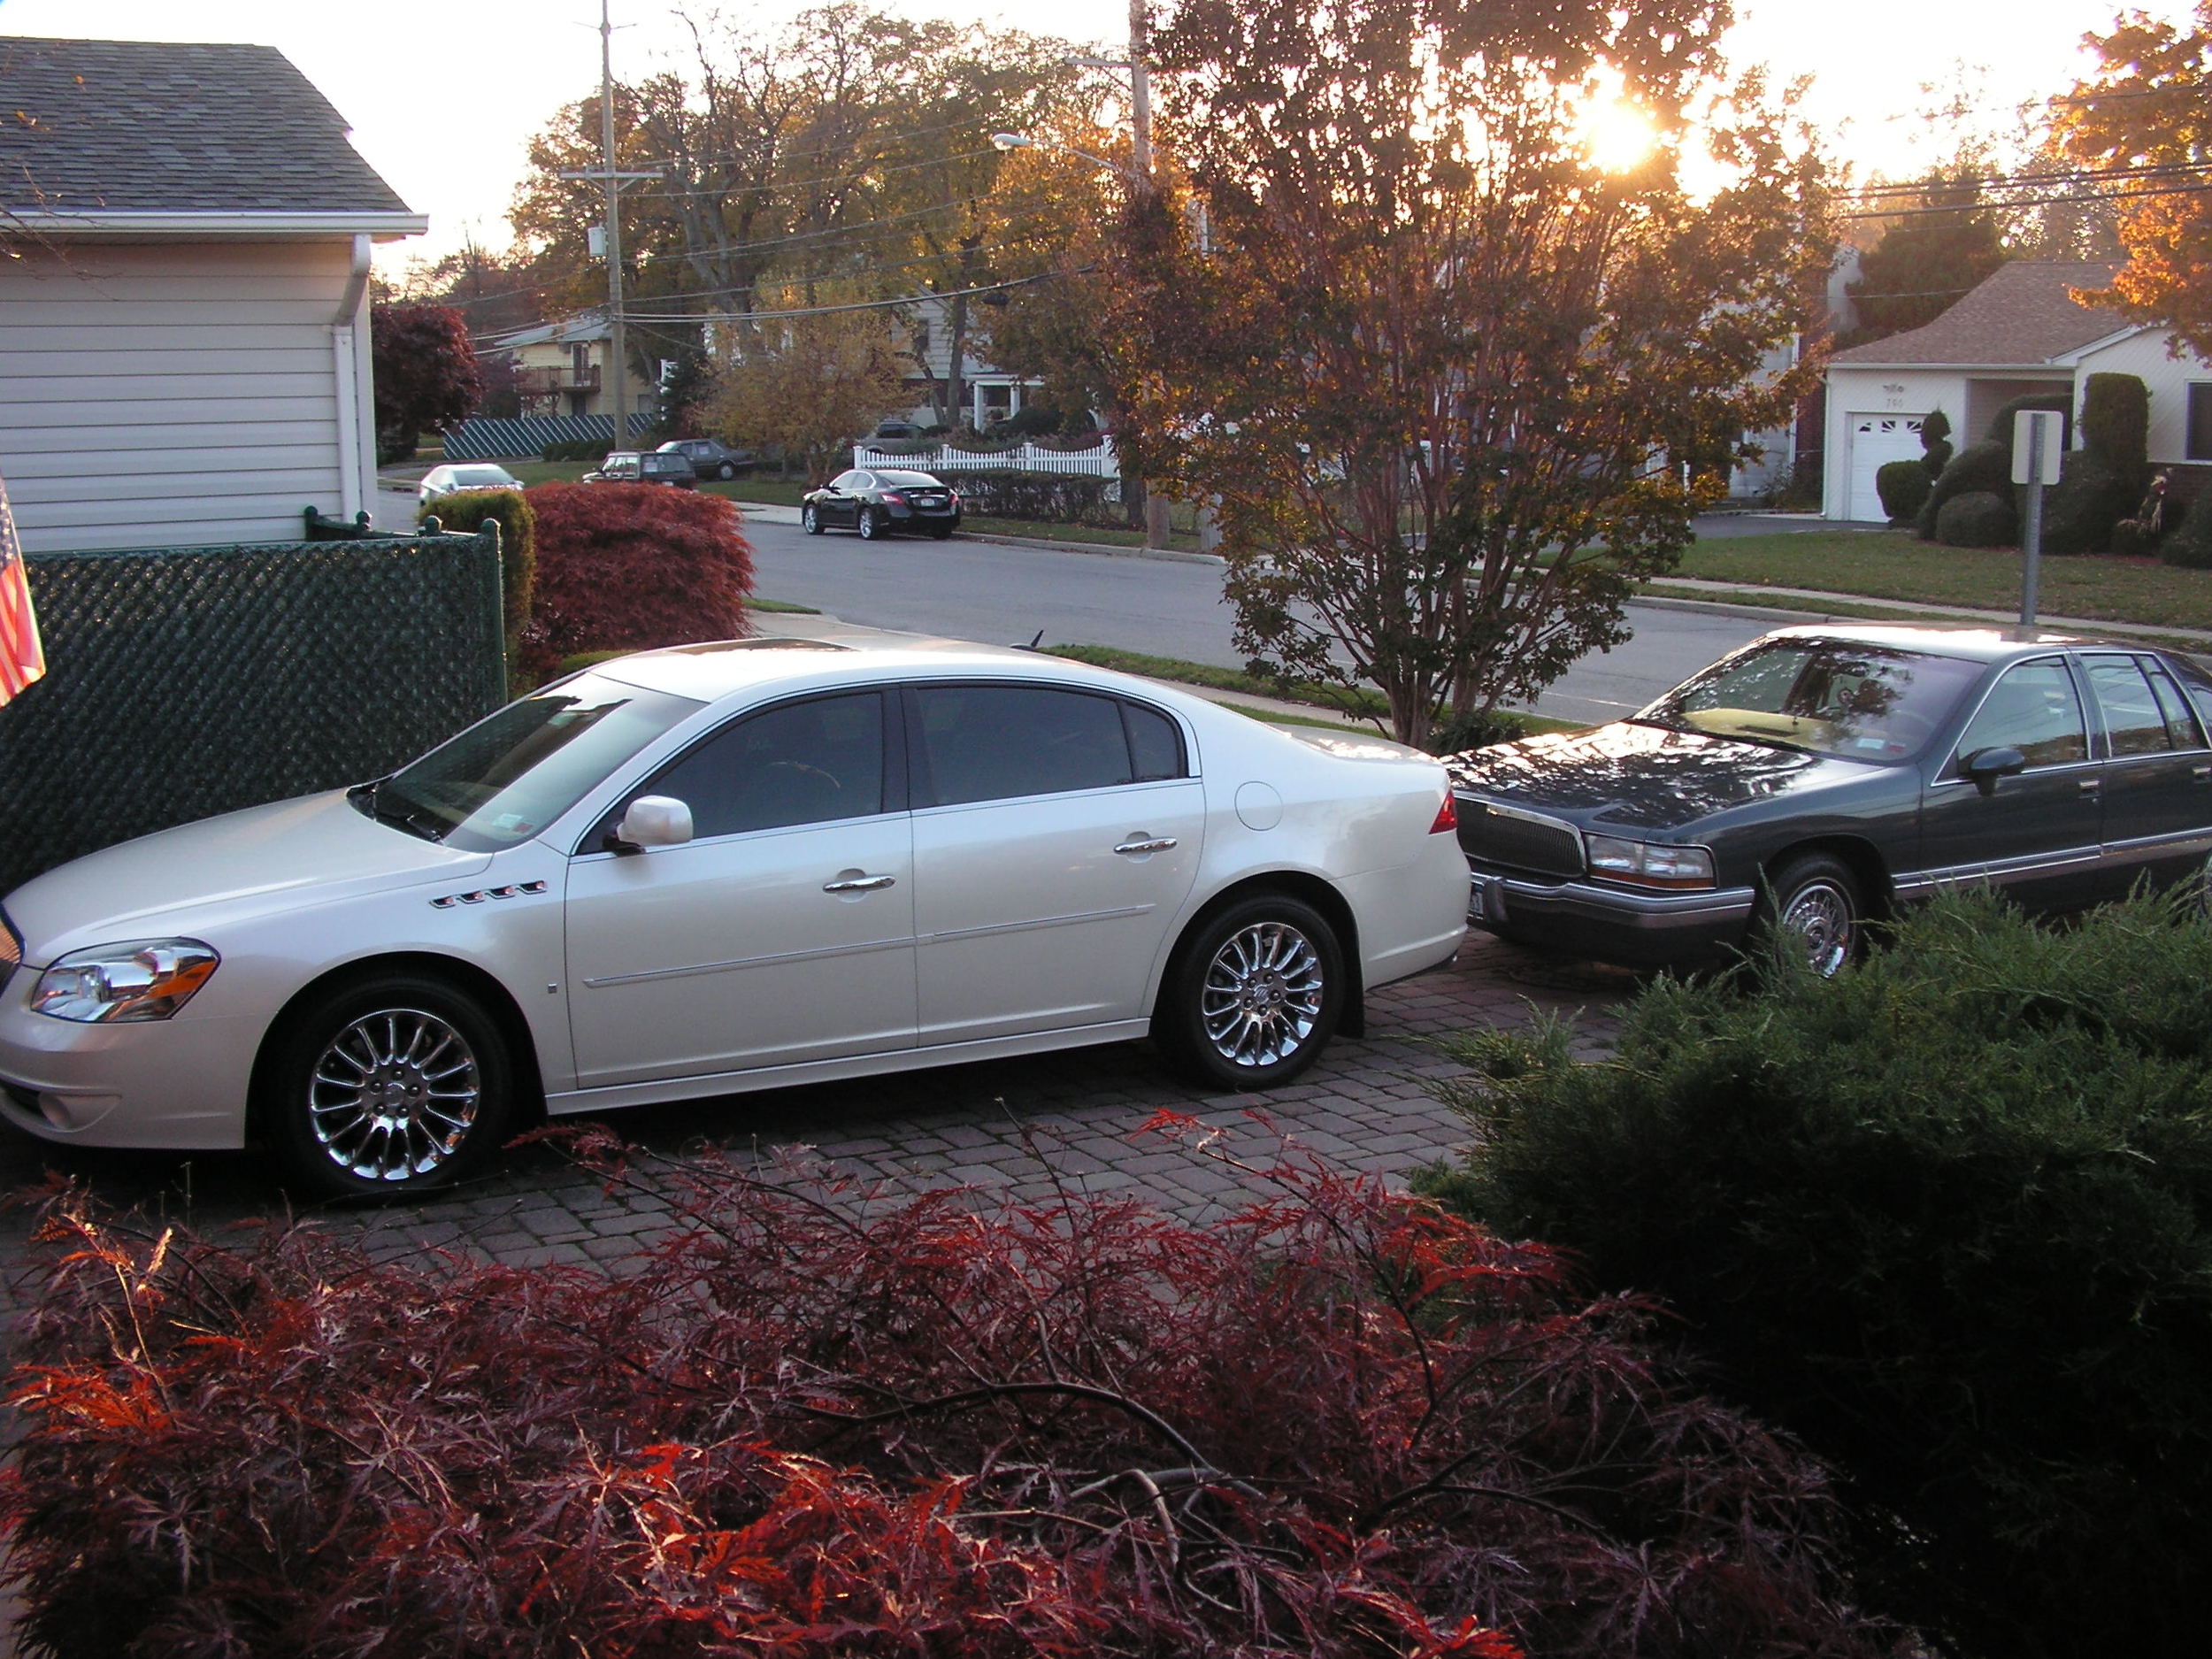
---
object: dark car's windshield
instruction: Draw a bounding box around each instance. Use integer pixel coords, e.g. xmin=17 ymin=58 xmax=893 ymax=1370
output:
xmin=363 ymin=672 xmax=703 ymax=851
xmin=1638 ymin=641 xmax=1985 ymax=763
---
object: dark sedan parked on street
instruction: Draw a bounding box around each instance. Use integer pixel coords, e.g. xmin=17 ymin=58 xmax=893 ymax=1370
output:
xmin=802 ymin=468 xmax=961 ymax=540
xmin=1447 ymin=626 xmax=2212 ymax=973
xmin=657 ymin=438 xmax=753 ymax=480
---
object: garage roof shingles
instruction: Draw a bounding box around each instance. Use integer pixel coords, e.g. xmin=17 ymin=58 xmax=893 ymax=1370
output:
xmin=1832 ymin=261 xmax=2124 ymax=368
xmin=0 ymin=35 xmax=410 ymax=217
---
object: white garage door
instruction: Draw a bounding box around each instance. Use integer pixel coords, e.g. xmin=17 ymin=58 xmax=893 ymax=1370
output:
xmin=1846 ymin=414 xmax=1927 ymax=522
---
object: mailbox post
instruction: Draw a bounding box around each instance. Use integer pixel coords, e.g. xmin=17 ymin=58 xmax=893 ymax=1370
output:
xmin=2012 ymin=409 xmax=2064 ymax=628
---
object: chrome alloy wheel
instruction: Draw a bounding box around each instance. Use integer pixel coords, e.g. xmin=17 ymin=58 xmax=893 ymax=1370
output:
xmin=307 ymin=1007 xmax=481 ymax=1183
xmin=1780 ymin=879 xmax=1855 ymax=978
xmin=1199 ymin=921 xmax=1327 ymax=1069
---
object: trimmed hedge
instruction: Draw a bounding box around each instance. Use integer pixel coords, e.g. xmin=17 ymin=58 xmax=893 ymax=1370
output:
xmin=1874 ymin=458 xmax=1931 ymax=522
xmin=2037 ymin=449 xmax=2134 ymax=556
xmin=2080 ymin=372 xmax=2150 ymax=481
xmin=1915 ymin=437 xmax=2010 ymax=538
xmin=1933 ymin=487 xmax=2016 ymax=547
xmin=1417 ymin=888 xmax=2212 ymax=1659
xmin=419 ymin=488 xmax=537 ymax=690
xmin=541 ymin=437 xmax=615 ymax=463
xmin=2162 ymin=489 xmax=2212 ymax=568
xmin=1917 ymin=408 xmax=1953 ymax=480
xmin=522 ymin=482 xmax=754 ymax=681
xmin=1981 ymin=391 xmax=2072 ymax=446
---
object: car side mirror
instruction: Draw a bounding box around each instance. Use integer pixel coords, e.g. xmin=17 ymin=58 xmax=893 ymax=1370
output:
xmin=1962 ymin=746 xmax=2027 ymax=797
xmin=609 ymin=795 xmax=694 ymax=852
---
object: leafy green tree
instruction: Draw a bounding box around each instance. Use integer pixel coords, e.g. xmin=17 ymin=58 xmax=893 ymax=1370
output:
xmin=1839 ymin=166 xmax=2008 ymax=346
xmin=1105 ymin=0 xmax=1832 ymax=746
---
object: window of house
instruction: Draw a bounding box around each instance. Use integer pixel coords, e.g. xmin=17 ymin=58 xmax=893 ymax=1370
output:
xmin=2189 ymin=384 xmax=2212 ymax=461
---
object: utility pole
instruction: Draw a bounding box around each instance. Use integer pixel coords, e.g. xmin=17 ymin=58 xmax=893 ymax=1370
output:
xmin=1127 ymin=0 xmax=1175 ymax=550
xmin=561 ymin=0 xmax=657 ymax=443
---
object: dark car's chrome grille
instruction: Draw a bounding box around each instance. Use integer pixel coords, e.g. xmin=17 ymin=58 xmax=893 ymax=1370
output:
xmin=1455 ymin=798 xmax=1585 ymax=878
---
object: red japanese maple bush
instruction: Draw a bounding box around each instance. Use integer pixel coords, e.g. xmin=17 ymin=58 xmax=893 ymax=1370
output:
xmin=521 ymin=481 xmax=754 ymax=681
xmin=0 ymin=1125 xmax=1893 ymax=1658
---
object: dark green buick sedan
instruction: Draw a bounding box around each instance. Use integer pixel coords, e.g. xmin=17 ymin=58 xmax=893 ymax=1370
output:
xmin=1446 ymin=626 xmax=2212 ymax=973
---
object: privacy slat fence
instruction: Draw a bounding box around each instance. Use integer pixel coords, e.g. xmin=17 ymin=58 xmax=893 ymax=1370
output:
xmin=0 ymin=526 xmax=505 ymax=895
xmin=442 ymin=414 xmax=654 ymax=461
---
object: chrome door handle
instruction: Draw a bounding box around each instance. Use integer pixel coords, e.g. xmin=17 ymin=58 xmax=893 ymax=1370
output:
xmin=2078 ymin=778 xmax=2101 ymax=795
xmin=822 ymin=872 xmax=896 ymax=893
xmin=1114 ymin=836 xmax=1179 ymax=856
xmin=2193 ymin=764 xmax=2210 ymax=780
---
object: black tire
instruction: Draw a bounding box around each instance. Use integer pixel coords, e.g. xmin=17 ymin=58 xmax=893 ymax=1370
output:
xmin=1156 ymin=895 xmax=1345 ymax=1089
xmin=801 ymin=503 xmax=823 ymax=535
xmin=263 ymin=973 xmax=515 ymax=1201
xmin=718 ymin=463 xmax=735 ymax=480
xmin=1755 ymin=853 xmax=1864 ymax=977
xmin=856 ymin=506 xmax=886 ymax=541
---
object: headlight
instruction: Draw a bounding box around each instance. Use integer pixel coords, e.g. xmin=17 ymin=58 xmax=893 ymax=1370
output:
xmin=1583 ymin=834 xmax=1716 ymax=890
xmin=30 ymin=940 xmax=220 ymax=1024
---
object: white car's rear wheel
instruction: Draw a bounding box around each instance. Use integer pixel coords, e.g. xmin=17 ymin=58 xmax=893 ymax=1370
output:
xmin=1157 ymin=895 xmax=1344 ymax=1089
xmin=265 ymin=974 xmax=513 ymax=1200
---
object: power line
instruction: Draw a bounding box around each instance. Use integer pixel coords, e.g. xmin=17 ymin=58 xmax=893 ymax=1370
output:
xmin=624 ymin=264 xmax=1085 ymax=323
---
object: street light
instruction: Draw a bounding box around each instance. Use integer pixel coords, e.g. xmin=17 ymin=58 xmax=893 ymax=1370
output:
xmin=990 ymin=132 xmax=1139 ymax=185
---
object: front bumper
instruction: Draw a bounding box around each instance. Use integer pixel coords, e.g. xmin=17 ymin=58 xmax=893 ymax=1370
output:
xmin=1466 ymin=866 xmax=1756 ymax=968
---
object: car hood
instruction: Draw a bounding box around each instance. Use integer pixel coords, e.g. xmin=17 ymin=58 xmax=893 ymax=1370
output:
xmin=1445 ymin=721 xmax=1878 ymax=833
xmin=4 ymin=790 xmax=490 ymax=964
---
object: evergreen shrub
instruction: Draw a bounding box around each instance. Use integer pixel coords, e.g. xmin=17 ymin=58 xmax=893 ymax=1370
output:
xmin=419 ymin=488 xmax=537 ymax=690
xmin=1981 ymin=391 xmax=2072 ymax=446
xmin=2162 ymin=491 xmax=2212 ymax=568
xmin=1874 ymin=458 xmax=1931 ymax=522
xmin=2037 ymin=449 xmax=2134 ymax=556
xmin=1914 ymin=438 xmax=2009 ymax=538
xmin=1933 ymin=488 xmax=2016 ymax=547
xmin=2079 ymin=372 xmax=2150 ymax=480
xmin=1918 ymin=408 xmax=1953 ymax=480
xmin=540 ymin=438 xmax=615 ymax=464
xmin=1417 ymin=888 xmax=2212 ymax=1659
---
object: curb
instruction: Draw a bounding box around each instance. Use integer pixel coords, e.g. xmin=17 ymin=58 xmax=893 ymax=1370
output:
xmin=958 ymin=531 xmax=1225 ymax=567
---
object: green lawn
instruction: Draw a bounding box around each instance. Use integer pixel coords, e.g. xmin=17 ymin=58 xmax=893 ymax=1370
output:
xmin=1678 ymin=530 xmax=2212 ymax=631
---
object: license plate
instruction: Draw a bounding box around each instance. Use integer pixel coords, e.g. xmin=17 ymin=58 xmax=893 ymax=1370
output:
xmin=1467 ymin=874 xmax=1502 ymax=922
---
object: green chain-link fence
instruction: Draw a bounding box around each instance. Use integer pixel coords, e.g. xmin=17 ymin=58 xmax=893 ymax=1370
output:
xmin=0 ymin=526 xmax=504 ymax=895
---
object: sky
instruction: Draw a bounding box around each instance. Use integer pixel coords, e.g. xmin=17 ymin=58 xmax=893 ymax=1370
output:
xmin=0 ymin=0 xmax=2199 ymax=271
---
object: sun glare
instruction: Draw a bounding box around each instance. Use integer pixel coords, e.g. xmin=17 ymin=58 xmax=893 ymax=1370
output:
xmin=1582 ymin=98 xmax=1659 ymax=173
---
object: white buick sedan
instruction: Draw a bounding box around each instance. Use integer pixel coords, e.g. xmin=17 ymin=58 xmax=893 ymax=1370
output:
xmin=0 ymin=640 xmax=1469 ymax=1199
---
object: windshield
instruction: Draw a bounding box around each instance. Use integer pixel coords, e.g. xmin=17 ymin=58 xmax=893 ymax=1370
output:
xmin=365 ymin=672 xmax=703 ymax=851
xmin=1639 ymin=641 xmax=1985 ymax=764
xmin=449 ymin=467 xmax=514 ymax=487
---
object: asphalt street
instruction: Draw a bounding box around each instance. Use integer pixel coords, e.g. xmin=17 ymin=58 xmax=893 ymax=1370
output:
xmin=374 ymin=480 xmax=1820 ymax=724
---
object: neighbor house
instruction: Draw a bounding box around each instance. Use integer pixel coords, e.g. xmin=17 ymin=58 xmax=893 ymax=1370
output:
xmin=0 ymin=35 xmax=426 ymax=552
xmin=484 ymin=311 xmax=657 ymax=422
xmin=1817 ymin=261 xmax=2212 ymax=522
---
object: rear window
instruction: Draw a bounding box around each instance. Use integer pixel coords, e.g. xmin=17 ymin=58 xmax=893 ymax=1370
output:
xmin=875 ymin=471 xmax=943 ymax=487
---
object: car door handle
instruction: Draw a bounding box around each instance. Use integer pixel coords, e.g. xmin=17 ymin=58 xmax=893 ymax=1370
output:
xmin=2078 ymin=777 xmax=2101 ymax=795
xmin=2193 ymin=764 xmax=2211 ymax=780
xmin=822 ymin=872 xmax=896 ymax=893
xmin=1114 ymin=836 xmax=1179 ymax=856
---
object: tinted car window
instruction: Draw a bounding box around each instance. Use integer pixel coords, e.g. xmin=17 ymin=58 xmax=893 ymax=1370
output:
xmin=2085 ymin=656 xmax=2177 ymax=757
xmin=912 ymin=685 xmax=1135 ymax=805
xmin=876 ymin=470 xmax=943 ymax=487
xmin=1955 ymin=659 xmax=2088 ymax=771
xmin=646 ymin=692 xmax=886 ymax=838
xmin=831 ymin=471 xmax=865 ymax=490
xmin=1125 ymin=703 xmax=1187 ymax=780
xmin=2147 ymin=664 xmax=2207 ymax=749
xmin=1645 ymin=641 xmax=1981 ymax=762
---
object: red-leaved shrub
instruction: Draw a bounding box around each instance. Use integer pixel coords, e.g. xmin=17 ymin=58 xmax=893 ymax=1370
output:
xmin=522 ymin=481 xmax=754 ymax=681
xmin=0 ymin=1124 xmax=1894 ymax=1658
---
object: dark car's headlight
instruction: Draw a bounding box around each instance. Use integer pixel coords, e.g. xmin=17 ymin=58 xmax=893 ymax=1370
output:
xmin=30 ymin=940 xmax=220 ymax=1024
xmin=1583 ymin=834 xmax=1716 ymax=889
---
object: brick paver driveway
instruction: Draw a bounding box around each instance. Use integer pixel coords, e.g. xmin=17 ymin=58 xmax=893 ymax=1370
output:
xmin=0 ymin=938 xmax=1633 ymax=1286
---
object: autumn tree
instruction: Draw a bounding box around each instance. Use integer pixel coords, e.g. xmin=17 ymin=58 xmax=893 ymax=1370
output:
xmin=708 ymin=292 xmax=909 ymax=482
xmin=1108 ymin=0 xmax=1832 ymax=748
xmin=2056 ymin=4 xmax=2212 ymax=354
xmin=369 ymin=302 xmax=484 ymax=465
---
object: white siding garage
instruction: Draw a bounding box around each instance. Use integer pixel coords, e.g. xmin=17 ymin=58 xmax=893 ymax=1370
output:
xmin=1842 ymin=413 xmax=1927 ymax=523
xmin=0 ymin=241 xmax=372 ymax=552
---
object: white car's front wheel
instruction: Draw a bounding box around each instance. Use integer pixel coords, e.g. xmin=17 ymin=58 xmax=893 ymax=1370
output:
xmin=264 ymin=973 xmax=515 ymax=1201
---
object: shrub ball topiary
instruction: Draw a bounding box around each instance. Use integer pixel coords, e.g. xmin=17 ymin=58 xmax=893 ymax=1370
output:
xmin=1934 ymin=488 xmax=2017 ymax=547
xmin=2162 ymin=490 xmax=2212 ymax=568
xmin=419 ymin=488 xmax=537 ymax=689
xmin=2079 ymin=371 xmax=2150 ymax=483
xmin=523 ymin=481 xmax=754 ymax=682
xmin=1417 ymin=887 xmax=2212 ymax=1659
xmin=2036 ymin=449 xmax=2134 ymax=556
xmin=1918 ymin=408 xmax=1953 ymax=480
xmin=1981 ymin=391 xmax=2072 ymax=447
xmin=1875 ymin=458 xmax=1932 ymax=523
xmin=1916 ymin=438 xmax=2011 ymax=538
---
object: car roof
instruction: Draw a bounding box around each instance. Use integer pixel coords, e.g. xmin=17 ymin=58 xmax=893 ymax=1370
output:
xmin=585 ymin=635 xmax=1137 ymax=704
xmin=1755 ymin=624 xmax=2147 ymax=664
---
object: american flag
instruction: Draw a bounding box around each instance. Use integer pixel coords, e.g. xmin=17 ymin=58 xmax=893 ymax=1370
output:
xmin=0 ymin=473 xmax=45 ymax=707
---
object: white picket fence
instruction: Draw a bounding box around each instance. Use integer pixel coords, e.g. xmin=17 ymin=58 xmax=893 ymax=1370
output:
xmin=851 ymin=439 xmax=1120 ymax=477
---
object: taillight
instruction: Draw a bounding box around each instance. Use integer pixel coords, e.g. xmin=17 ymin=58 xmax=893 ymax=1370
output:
xmin=1430 ymin=794 xmax=1458 ymax=833
xmin=881 ymin=490 xmax=908 ymax=506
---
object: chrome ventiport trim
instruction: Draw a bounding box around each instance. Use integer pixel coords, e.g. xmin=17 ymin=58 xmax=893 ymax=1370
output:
xmin=429 ymin=879 xmax=549 ymax=910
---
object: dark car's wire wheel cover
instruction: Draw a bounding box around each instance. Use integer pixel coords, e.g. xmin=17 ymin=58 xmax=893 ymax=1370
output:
xmin=307 ymin=1007 xmax=481 ymax=1183
xmin=1198 ymin=920 xmax=1327 ymax=1068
